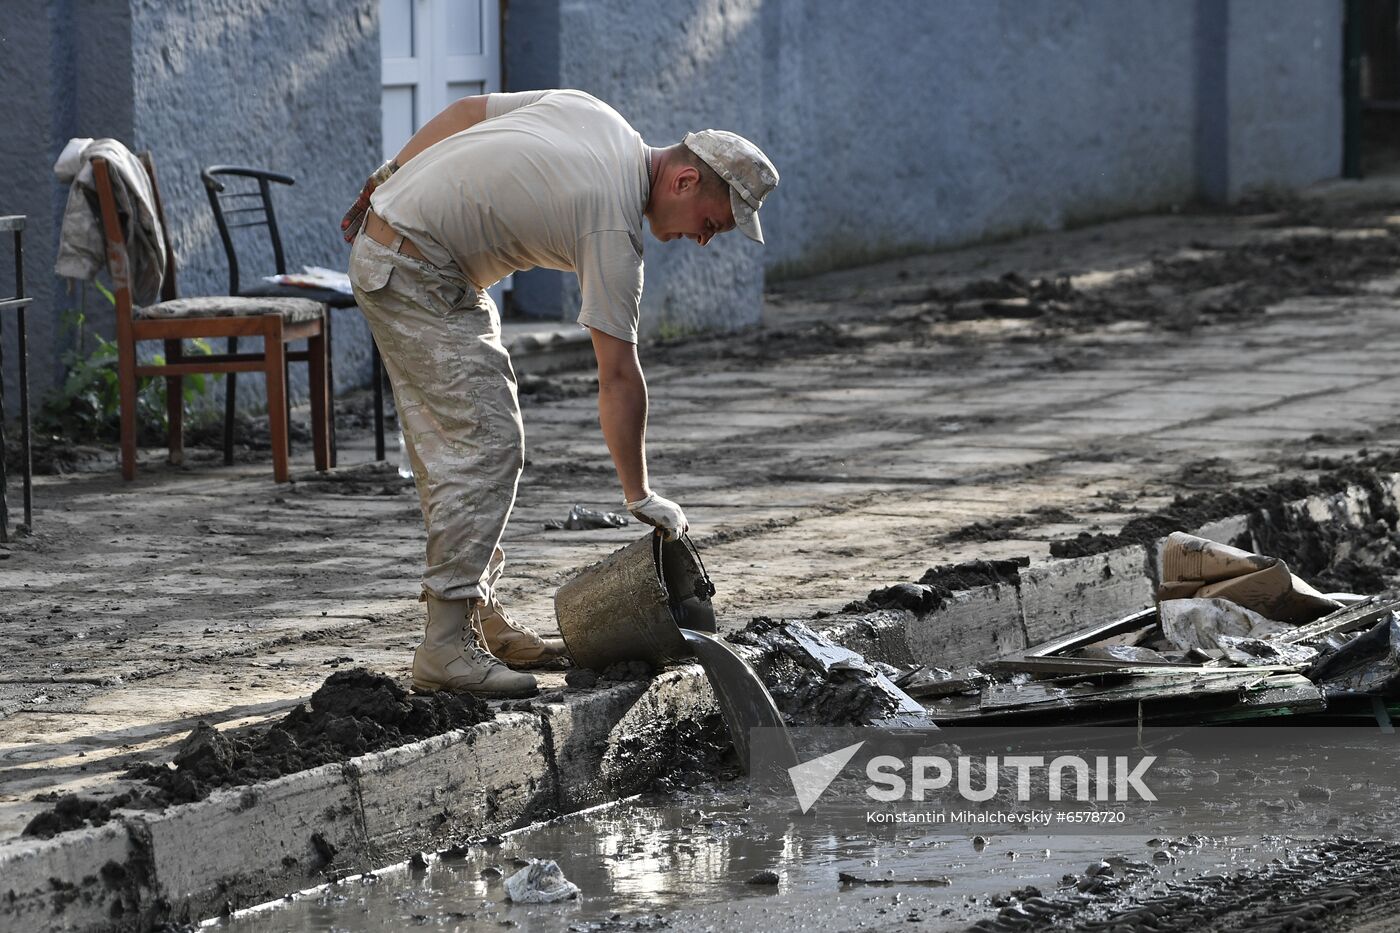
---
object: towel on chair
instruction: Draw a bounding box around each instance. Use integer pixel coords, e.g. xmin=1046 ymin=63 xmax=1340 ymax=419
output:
xmin=53 ymin=137 xmax=167 ymax=306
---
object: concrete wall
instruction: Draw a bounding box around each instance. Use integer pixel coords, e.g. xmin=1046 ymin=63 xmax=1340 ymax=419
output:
xmin=503 ymin=0 xmax=1343 ymax=312
xmin=1222 ymin=0 xmax=1343 ymax=201
xmin=0 ymin=0 xmax=138 ymax=423
xmin=760 ymin=0 xmax=1343 ymax=278
xmin=762 ymin=0 xmax=1204 ymax=277
xmin=506 ymin=0 xmax=769 ymax=336
xmin=0 ymin=0 xmax=380 ymax=422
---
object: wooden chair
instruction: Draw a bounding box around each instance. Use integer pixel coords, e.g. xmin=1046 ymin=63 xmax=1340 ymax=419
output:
xmin=91 ymin=152 xmax=329 ymax=483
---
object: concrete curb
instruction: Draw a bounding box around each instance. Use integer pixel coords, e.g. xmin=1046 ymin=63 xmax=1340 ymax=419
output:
xmin=0 ymin=672 xmax=721 ymax=932
xmin=813 ymin=475 xmax=1400 ymax=673
xmin=4 ymin=476 xmax=1396 ymax=931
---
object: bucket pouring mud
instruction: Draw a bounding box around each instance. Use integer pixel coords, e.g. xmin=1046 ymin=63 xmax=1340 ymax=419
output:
xmin=554 ymin=531 xmax=717 ymax=670
xmin=681 ymin=628 xmax=798 ymax=776
xmin=555 ymin=532 xmax=798 ymax=776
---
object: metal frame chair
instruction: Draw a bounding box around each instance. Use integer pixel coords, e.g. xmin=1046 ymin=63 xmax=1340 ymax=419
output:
xmin=92 ymin=153 xmax=330 ymax=483
xmin=201 ymin=165 xmax=391 ymax=464
xmin=0 ymin=214 xmax=33 ymax=540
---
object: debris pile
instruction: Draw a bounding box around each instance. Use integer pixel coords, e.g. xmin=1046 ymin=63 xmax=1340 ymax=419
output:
xmin=971 ymin=837 xmax=1400 ymax=933
xmin=1050 ymin=449 xmax=1400 ymax=593
xmin=750 ymin=533 xmax=1400 ymax=729
xmin=729 ymin=618 xmax=925 ymax=726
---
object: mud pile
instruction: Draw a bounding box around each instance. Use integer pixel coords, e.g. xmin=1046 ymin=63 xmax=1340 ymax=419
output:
xmin=604 ymin=706 xmax=737 ymax=794
xmin=916 ymin=230 xmax=1400 ymax=335
xmin=22 ymin=670 xmax=490 ymax=837
xmin=842 ymin=558 xmax=1030 ymax=615
xmin=128 ymin=669 xmax=490 ymax=804
xmin=516 ymin=372 xmax=597 ymax=405
xmin=665 ymin=218 xmax=1400 ymax=372
xmin=19 ymin=794 xmax=119 ymax=840
xmin=1051 ymin=450 xmax=1400 ymax=596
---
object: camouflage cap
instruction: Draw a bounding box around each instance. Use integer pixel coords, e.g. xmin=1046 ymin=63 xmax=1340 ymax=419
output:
xmin=682 ymin=129 xmax=779 ymax=244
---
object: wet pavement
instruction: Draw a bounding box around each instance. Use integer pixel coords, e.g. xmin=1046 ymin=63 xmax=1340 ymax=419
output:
xmin=214 ymin=724 xmax=1400 ymax=933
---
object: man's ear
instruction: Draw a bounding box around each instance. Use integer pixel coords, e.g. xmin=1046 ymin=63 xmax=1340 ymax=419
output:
xmin=672 ymin=165 xmax=701 ymax=195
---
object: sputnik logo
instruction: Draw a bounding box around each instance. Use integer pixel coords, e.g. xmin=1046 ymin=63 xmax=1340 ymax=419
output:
xmin=788 ymin=741 xmax=865 ymax=813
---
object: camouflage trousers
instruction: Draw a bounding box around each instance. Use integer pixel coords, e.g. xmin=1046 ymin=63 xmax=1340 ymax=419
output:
xmin=349 ymin=233 xmax=524 ymax=603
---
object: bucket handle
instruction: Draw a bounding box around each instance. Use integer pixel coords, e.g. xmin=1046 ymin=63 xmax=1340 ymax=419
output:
xmin=682 ymin=532 xmax=717 ymax=600
xmin=651 ymin=531 xmax=718 ymax=602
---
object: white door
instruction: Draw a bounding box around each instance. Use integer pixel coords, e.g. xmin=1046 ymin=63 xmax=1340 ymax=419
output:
xmin=380 ymin=0 xmax=508 ymax=303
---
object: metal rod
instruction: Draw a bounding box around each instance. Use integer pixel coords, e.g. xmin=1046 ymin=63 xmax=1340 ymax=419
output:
xmin=15 ymin=228 xmax=30 ymax=529
xmin=0 ymin=256 xmax=7 ymax=545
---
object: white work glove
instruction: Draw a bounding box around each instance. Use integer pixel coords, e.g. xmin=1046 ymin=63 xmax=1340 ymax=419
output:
xmin=625 ymin=492 xmax=689 ymax=541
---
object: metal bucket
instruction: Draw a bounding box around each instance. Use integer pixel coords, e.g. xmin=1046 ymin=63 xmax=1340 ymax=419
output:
xmin=554 ymin=532 xmax=717 ymax=670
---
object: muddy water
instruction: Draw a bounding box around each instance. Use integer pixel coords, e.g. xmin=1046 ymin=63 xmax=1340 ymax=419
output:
xmin=209 ymin=734 xmax=1397 ymax=933
xmin=204 ymin=799 xmax=1290 ymax=932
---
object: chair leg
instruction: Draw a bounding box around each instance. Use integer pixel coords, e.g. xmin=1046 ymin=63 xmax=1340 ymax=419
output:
xmin=265 ymin=320 xmax=289 ymax=483
xmin=284 ymin=354 xmax=293 ymax=457
xmin=117 ymin=333 xmax=138 ymax=481
xmin=309 ymin=326 xmax=329 ymax=473
xmin=164 ymin=338 xmax=184 ymax=465
xmin=325 ymin=308 xmax=337 ymax=468
xmin=223 ymin=336 xmax=238 ymax=466
xmin=372 ymin=340 xmax=385 ymax=462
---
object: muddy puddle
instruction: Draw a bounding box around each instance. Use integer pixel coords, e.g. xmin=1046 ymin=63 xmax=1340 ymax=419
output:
xmin=209 ymin=729 xmax=1399 ymax=933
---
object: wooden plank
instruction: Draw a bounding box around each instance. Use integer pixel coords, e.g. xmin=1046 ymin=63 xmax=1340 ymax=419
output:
xmin=1019 ymin=549 xmax=1154 ymax=647
xmin=904 ymin=585 xmax=1025 ymax=668
xmin=135 ymin=361 xmax=267 ymax=377
xmin=1023 ymin=607 xmax=1158 ymax=658
xmin=1194 ymin=676 xmax=1326 ymax=722
xmin=928 ymin=672 xmax=1322 ymax=725
xmin=983 ymin=655 xmax=1198 ymax=676
xmin=1275 ymin=598 xmax=1398 ymax=645
xmin=974 ymin=668 xmax=1272 ymax=714
xmin=897 ymin=667 xmax=989 ymax=699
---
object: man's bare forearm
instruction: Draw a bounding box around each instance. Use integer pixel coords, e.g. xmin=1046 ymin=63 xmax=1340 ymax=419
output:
xmin=589 ymin=328 xmax=650 ymax=502
xmin=395 ymin=96 xmax=489 ymax=166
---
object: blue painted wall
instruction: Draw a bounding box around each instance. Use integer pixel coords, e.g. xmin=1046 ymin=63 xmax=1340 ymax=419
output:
xmin=505 ymin=0 xmax=769 ymax=336
xmin=762 ymin=0 xmax=1340 ymax=276
xmin=506 ymin=0 xmax=1343 ymax=311
xmin=0 ymin=0 xmax=380 ymax=415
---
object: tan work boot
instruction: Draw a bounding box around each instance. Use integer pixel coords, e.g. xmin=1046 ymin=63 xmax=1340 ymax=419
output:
xmin=412 ymin=596 xmax=538 ymax=698
xmin=474 ymin=598 xmax=571 ymax=670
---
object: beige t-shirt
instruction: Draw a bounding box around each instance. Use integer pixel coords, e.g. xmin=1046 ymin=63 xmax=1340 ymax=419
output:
xmin=371 ymin=89 xmax=649 ymax=343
